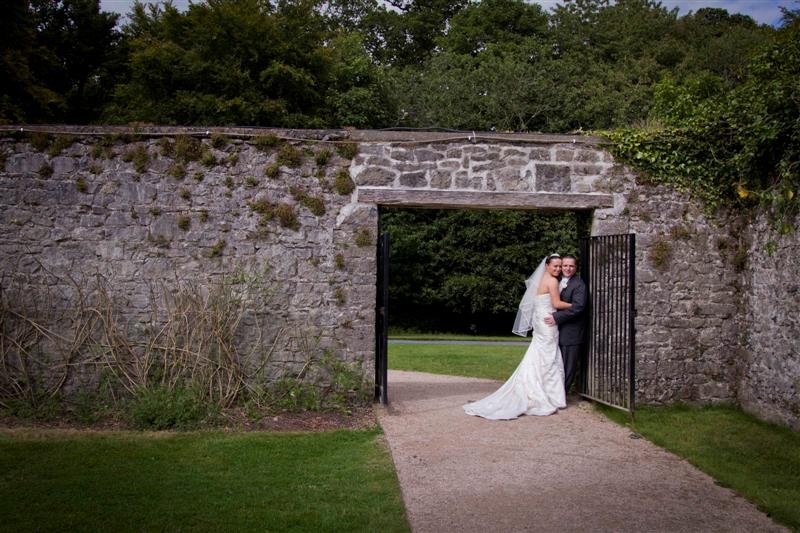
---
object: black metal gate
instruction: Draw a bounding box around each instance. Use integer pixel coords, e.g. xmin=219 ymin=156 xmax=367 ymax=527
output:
xmin=375 ymin=231 xmax=389 ymax=404
xmin=578 ymin=234 xmax=636 ymax=413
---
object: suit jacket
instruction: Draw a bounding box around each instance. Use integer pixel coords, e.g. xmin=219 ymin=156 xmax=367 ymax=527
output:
xmin=553 ymin=276 xmax=587 ymax=346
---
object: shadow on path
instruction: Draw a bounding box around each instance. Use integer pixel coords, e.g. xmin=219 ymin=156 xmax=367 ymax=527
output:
xmin=377 ymin=370 xmax=786 ymax=533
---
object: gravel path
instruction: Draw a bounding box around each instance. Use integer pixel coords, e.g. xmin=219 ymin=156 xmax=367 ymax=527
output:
xmin=377 ymin=370 xmax=786 ymax=533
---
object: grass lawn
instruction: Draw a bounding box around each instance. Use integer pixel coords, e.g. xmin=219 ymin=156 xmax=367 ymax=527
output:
xmin=600 ymin=403 xmax=800 ymax=531
xmin=388 ymin=343 xmax=524 ymax=381
xmin=0 ymin=428 xmax=409 ymax=532
xmin=389 ymin=332 xmax=524 ymax=343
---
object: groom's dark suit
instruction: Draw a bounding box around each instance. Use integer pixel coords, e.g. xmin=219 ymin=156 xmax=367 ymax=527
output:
xmin=552 ymin=276 xmax=587 ymax=393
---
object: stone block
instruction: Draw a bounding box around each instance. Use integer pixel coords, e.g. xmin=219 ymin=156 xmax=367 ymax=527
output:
xmin=51 ymin=157 xmax=77 ymax=176
xmin=399 ymin=171 xmax=427 ymax=188
xmin=492 ymin=168 xmax=529 ymax=192
xmin=556 ymin=150 xmax=574 ymax=162
xmin=354 ymin=167 xmax=396 ymax=186
xmin=576 ymin=150 xmax=602 ymax=162
xmin=395 ymin=162 xmax=433 ymax=172
xmin=430 ymin=170 xmax=452 ymax=189
xmin=390 ymin=148 xmax=414 ymax=161
xmin=501 ymin=148 xmax=526 ymax=158
xmin=356 ymin=144 xmax=386 ymax=156
xmin=438 ymin=160 xmax=462 ymax=170
xmin=695 ymin=303 xmax=737 ymax=318
xmin=6 ymin=152 xmax=46 ymax=174
xmin=454 ymin=172 xmax=481 ymax=190
xmin=472 ymin=161 xmax=504 ymax=173
xmin=365 ymin=156 xmax=393 ymax=167
xmin=535 ymin=164 xmax=570 ymax=192
xmin=462 ymin=146 xmax=488 ymax=158
xmin=531 ymin=148 xmax=552 ymax=161
xmin=571 ymin=164 xmax=603 ymax=177
xmin=416 ymin=149 xmax=443 ymax=162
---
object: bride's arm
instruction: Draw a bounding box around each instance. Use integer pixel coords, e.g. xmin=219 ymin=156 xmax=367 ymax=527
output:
xmin=548 ymin=278 xmax=572 ymax=310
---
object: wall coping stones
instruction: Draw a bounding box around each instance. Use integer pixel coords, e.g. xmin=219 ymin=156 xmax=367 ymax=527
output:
xmin=0 ymin=125 xmax=606 ymax=146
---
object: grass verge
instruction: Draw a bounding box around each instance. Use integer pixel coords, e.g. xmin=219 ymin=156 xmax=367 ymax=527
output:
xmin=0 ymin=428 xmax=410 ymax=532
xmin=389 ymin=343 xmax=524 ymax=380
xmin=598 ymin=403 xmax=800 ymax=531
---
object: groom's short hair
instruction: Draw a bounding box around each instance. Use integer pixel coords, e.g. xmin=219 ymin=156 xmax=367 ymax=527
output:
xmin=562 ymin=254 xmax=579 ymax=266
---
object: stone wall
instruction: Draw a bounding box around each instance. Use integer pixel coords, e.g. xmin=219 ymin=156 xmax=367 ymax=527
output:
xmin=0 ymin=128 xmax=379 ymax=395
xmin=740 ymin=213 xmax=800 ymax=429
xmin=612 ymin=185 xmax=747 ymax=404
xmin=0 ymin=126 xmax=797 ymax=428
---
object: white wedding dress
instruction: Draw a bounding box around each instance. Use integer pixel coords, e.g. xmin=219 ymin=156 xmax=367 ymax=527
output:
xmin=463 ymin=293 xmax=566 ymax=419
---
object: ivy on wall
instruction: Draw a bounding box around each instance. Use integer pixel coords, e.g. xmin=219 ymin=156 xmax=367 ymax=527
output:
xmin=601 ymin=18 xmax=799 ymax=234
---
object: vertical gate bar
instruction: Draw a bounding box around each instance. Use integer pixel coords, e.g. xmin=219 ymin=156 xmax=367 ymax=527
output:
xmin=579 ymin=237 xmax=589 ymax=395
xmin=587 ymin=239 xmax=600 ymax=396
xmin=625 ymin=235 xmax=631 ymax=409
xmin=612 ymin=235 xmax=619 ymax=405
xmin=375 ymin=231 xmax=382 ymax=402
xmin=614 ymin=235 xmax=624 ymax=403
xmin=603 ymin=237 xmax=614 ymax=402
xmin=592 ymin=238 xmax=597 ymax=400
xmin=381 ymin=232 xmax=389 ymax=405
xmin=617 ymin=235 xmax=624 ymax=407
xmin=620 ymin=235 xmax=626 ymax=407
xmin=611 ymin=235 xmax=618 ymax=406
xmin=600 ymin=236 xmax=607 ymax=403
xmin=597 ymin=237 xmax=608 ymax=401
xmin=375 ymin=230 xmax=389 ymax=405
xmin=620 ymin=235 xmax=628 ymax=409
xmin=629 ymin=234 xmax=636 ymax=412
xmin=600 ymin=236 xmax=608 ymax=403
xmin=610 ymin=236 xmax=616 ymax=405
xmin=619 ymin=235 xmax=625 ymax=406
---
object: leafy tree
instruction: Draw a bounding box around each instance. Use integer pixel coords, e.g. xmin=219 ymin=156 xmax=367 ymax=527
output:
xmin=0 ymin=0 xmax=57 ymax=122
xmin=325 ymin=32 xmax=395 ymax=127
xmin=390 ymin=38 xmax=561 ymax=131
xmin=104 ymin=0 xmax=393 ymax=127
xmin=437 ymin=0 xmax=548 ymax=56
xmin=605 ymin=17 xmax=800 ymax=232
xmin=358 ymin=0 xmax=468 ymax=66
xmin=669 ymin=7 xmax=770 ymax=87
xmin=0 ymin=0 xmax=121 ymax=123
xmin=29 ymin=0 xmax=123 ymax=122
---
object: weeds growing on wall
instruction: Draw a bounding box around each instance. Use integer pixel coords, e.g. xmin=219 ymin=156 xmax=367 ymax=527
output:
xmin=335 ymin=142 xmax=358 ymax=160
xmin=276 ymin=143 xmax=303 ymax=167
xmin=174 ymin=135 xmax=203 ymax=163
xmin=0 ymin=265 xmax=367 ymax=429
xmin=335 ymin=169 xmax=355 ymax=195
xmin=122 ymin=145 xmax=149 ymax=173
xmin=48 ymin=135 xmax=75 ymax=157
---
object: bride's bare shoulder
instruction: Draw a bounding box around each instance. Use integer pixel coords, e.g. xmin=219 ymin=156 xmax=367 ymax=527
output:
xmin=536 ymin=274 xmax=556 ymax=294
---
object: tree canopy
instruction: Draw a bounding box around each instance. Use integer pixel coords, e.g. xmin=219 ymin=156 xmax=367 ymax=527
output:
xmin=1 ymin=0 xmax=780 ymax=132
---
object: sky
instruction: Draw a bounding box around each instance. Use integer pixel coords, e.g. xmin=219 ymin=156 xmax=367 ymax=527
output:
xmin=100 ymin=0 xmax=793 ymax=27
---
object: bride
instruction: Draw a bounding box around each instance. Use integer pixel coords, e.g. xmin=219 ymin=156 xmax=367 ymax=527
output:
xmin=463 ymin=254 xmax=570 ymax=419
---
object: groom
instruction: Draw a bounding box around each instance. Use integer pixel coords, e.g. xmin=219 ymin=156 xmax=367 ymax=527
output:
xmin=544 ymin=255 xmax=587 ymax=394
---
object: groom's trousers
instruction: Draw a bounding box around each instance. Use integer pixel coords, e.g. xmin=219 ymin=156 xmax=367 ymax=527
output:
xmin=560 ymin=344 xmax=581 ymax=393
